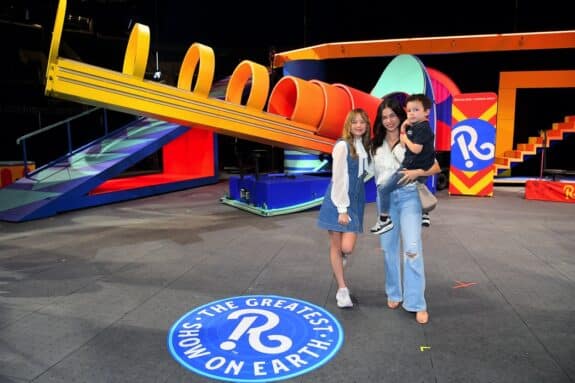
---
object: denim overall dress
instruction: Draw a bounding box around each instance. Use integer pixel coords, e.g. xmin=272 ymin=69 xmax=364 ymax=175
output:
xmin=317 ymin=141 xmax=366 ymax=233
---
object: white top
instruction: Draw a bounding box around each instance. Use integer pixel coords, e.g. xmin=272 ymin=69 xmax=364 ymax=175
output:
xmin=330 ymin=138 xmax=369 ymax=213
xmin=372 ymin=140 xmax=405 ymax=186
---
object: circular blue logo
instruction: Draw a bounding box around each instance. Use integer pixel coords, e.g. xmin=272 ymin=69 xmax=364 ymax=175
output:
xmin=167 ymin=295 xmax=344 ymax=382
xmin=451 ymin=118 xmax=495 ymax=171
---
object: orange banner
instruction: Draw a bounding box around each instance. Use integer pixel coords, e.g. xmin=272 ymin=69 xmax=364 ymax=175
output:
xmin=525 ymin=180 xmax=575 ymax=203
xmin=449 ymin=92 xmax=497 ymax=196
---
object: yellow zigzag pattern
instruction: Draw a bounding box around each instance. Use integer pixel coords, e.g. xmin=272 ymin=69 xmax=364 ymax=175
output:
xmin=451 ymin=103 xmax=497 ymax=124
xmin=450 ymin=173 xmax=493 ymax=195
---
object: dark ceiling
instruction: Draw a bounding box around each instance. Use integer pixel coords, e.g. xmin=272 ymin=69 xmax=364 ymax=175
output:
xmin=0 ymin=0 xmax=573 ymax=169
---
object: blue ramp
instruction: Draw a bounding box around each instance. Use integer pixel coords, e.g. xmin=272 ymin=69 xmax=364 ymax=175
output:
xmin=0 ymin=117 xmax=190 ymax=222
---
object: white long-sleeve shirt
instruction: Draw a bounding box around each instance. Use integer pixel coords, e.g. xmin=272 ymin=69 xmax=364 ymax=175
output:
xmin=330 ymin=138 xmax=369 ymax=213
xmin=372 ymin=140 xmax=405 ymax=187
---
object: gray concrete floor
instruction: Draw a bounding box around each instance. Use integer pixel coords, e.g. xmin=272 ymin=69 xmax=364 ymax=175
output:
xmin=0 ymin=181 xmax=574 ymax=383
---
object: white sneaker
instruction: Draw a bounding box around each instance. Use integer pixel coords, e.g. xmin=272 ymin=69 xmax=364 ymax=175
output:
xmin=342 ymin=253 xmax=348 ymax=268
xmin=371 ymin=216 xmax=394 ymax=235
xmin=370 ymin=219 xmax=383 ymax=232
xmin=336 ymin=287 xmax=353 ymax=308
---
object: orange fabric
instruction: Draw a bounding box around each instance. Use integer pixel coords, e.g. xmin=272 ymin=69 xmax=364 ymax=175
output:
xmin=525 ymin=180 xmax=575 ymax=203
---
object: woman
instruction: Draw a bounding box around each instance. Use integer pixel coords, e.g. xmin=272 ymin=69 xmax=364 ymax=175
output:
xmin=371 ymin=97 xmax=440 ymax=324
xmin=317 ymin=108 xmax=371 ymax=309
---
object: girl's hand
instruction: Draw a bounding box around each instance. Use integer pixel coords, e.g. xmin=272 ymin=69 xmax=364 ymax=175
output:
xmin=338 ymin=213 xmax=351 ymax=225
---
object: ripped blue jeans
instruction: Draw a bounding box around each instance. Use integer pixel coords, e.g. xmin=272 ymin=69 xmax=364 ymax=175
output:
xmin=378 ymin=182 xmax=426 ymax=312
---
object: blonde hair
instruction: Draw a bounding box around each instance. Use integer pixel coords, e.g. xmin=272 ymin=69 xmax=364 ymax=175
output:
xmin=340 ymin=108 xmax=371 ymax=158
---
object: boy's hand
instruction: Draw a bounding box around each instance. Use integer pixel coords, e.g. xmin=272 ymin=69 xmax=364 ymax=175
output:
xmin=400 ymin=120 xmax=409 ymax=144
xmin=400 ymin=120 xmax=409 ymax=134
xmin=399 ymin=120 xmax=409 ymax=145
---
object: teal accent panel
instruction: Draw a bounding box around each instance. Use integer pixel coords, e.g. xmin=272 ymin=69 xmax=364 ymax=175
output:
xmin=0 ymin=189 xmax=60 ymax=211
xmin=370 ymin=54 xmax=427 ymax=98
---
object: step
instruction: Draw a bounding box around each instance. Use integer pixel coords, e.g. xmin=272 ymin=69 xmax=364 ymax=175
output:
xmin=558 ymin=121 xmax=575 ymax=133
xmin=528 ymin=136 xmax=544 ymax=144
xmin=517 ymin=143 xmax=537 ymax=153
xmin=494 ymin=157 xmax=510 ymax=166
xmin=504 ymin=150 xmax=523 ymax=159
xmin=546 ymin=129 xmax=563 ymax=139
xmin=552 ymin=121 xmax=574 ymax=131
xmin=494 ymin=164 xmax=507 ymax=173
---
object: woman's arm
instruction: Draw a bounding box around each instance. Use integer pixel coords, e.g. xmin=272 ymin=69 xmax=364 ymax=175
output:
xmin=398 ymin=159 xmax=441 ymax=184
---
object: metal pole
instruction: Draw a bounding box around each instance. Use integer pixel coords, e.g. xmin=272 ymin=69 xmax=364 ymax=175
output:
xmin=539 ymin=130 xmax=547 ymax=179
xmin=66 ymin=122 xmax=72 ymax=154
xmin=103 ymin=108 xmax=108 ymax=135
xmin=22 ymin=140 xmax=29 ymax=177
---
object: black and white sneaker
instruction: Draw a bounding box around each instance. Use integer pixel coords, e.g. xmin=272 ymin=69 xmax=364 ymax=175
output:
xmin=370 ymin=218 xmax=383 ymax=233
xmin=422 ymin=213 xmax=431 ymax=227
xmin=371 ymin=216 xmax=394 ymax=235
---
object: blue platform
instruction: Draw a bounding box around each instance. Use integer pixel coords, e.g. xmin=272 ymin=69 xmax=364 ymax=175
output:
xmin=221 ymin=172 xmax=377 ymax=216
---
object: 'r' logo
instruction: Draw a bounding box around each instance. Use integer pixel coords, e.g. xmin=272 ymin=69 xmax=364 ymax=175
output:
xmin=221 ymin=309 xmax=293 ymax=354
xmin=564 ymin=185 xmax=574 ymax=199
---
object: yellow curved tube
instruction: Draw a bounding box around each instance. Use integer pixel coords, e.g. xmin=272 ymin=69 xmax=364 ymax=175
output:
xmin=225 ymin=60 xmax=269 ymax=110
xmin=122 ymin=23 xmax=150 ymax=78
xmin=177 ymin=43 xmax=215 ymax=97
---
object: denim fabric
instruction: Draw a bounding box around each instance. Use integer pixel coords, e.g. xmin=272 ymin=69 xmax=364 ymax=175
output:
xmin=376 ymin=171 xmax=403 ymax=216
xmin=317 ymin=143 xmax=366 ymax=233
xmin=379 ymin=182 xmax=426 ymax=312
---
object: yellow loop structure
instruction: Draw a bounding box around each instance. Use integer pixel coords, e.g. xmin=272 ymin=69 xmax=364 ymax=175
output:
xmin=122 ymin=23 xmax=150 ymax=78
xmin=46 ymin=0 xmax=66 ymax=70
xmin=177 ymin=43 xmax=215 ymax=97
xmin=225 ymin=60 xmax=269 ymax=110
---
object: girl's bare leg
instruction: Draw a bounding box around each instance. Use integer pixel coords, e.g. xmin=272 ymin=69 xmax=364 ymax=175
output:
xmin=328 ymin=231 xmax=346 ymax=289
xmin=328 ymin=231 xmax=357 ymax=289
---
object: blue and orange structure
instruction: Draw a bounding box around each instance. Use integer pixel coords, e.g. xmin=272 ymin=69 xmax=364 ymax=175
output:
xmin=0 ymin=0 xmax=573 ymax=221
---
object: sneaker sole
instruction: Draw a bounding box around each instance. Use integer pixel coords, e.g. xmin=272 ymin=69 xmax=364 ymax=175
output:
xmin=337 ymin=301 xmax=353 ymax=308
xmin=373 ymin=224 xmax=394 ymax=235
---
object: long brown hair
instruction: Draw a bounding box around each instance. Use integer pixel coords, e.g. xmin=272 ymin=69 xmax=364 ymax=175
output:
xmin=340 ymin=108 xmax=371 ymax=158
xmin=371 ymin=97 xmax=406 ymax=156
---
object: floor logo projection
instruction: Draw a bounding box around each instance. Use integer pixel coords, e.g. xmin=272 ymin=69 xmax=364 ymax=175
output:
xmin=167 ymin=295 xmax=344 ymax=382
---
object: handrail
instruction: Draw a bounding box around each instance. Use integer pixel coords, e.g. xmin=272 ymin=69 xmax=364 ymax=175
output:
xmin=16 ymin=106 xmax=109 ymax=177
xmin=16 ymin=106 xmax=101 ymax=144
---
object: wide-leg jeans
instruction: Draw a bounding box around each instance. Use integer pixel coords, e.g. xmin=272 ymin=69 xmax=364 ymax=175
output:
xmin=379 ymin=182 xmax=427 ymax=312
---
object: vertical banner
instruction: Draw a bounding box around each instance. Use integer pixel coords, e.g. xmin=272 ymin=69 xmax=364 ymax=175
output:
xmin=449 ymin=93 xmax=497 ymax=196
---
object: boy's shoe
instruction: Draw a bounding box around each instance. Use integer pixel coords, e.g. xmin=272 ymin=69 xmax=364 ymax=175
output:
xmin=371 ymin=216 xmax=394 ymax=235
xmin=422 ymin=213 xmax=431 ymax=227
xmin=370 ymin=218 xmax=383 ymax=233
xmin=336 ymin=287 xmax=353 ymax=308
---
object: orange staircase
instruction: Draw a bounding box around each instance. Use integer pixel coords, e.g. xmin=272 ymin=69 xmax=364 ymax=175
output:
xmin=494 ymin=115 xmax=575 ymax=174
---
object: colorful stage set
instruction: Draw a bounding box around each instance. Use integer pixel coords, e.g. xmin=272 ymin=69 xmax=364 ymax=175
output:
xmin=0 ymin=0 xmax=573 ymax=222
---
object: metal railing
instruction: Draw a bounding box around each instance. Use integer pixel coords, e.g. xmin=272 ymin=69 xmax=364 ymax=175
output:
xmin=16 ymin=107 xmax=109 ymax=176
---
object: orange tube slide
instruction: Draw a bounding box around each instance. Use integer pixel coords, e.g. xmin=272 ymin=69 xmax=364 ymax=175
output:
xmin=333 ymin=84 xmax=380 ymax=129
xmin=267 ymin=76 xmax=324 ymax=130
xmin=267 ymin=76 xmax=382 ymax=139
